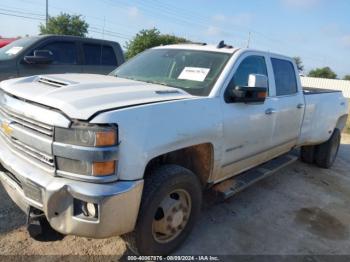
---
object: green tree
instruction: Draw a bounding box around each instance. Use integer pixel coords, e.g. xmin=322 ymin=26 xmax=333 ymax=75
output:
xmin=293 ymin=56 xmax=304 ymax=72
xmin=343 ymin=75 xmax=350 ymax=81
xmin=39 ymin=13 xmax=89 ymax=37
xmin=125 ymin=28 xmax=189 ymax=59
xmin=308 ymin=67 xmax=337 ymax=79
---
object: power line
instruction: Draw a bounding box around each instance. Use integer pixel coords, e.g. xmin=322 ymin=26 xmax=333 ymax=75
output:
xmin=89 ymin=29 xmax=130 ymax=40
xmin=90 ymin=26 xmax=133 ymax=39
xmin=1 ymin=0 xmax=344 ymax=69
xmin=16 ymin=0 xmax=138 ymax=38
xmin=0 ymin=2 xmax=44 ymax=14
xmin=0 ymin=11 xmax=44 ymax=21
xmin=0 ymin=7 xmax=44 ymax=17
xmin=0 ymin=4 xmax=134 ymax=42
xmin=102 ymin=0 xmax=248 ymax=40
xmin=113 ymin=0 xmax=256 ymax=42
xmin=114 ymin=0 xmax=337 ymax=65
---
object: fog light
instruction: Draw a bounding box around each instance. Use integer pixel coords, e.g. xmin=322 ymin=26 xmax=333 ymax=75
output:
xmin=74 ymin=199 xmax=98 ymax=219
xmin=86 ymin=202 xmax=97 ymax=218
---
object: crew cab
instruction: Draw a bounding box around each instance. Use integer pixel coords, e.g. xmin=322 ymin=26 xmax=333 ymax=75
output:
xmin=0 ymin=35 xmax=124 ymax=81
xmin=0 ymin=42 xmax=348 ymax=255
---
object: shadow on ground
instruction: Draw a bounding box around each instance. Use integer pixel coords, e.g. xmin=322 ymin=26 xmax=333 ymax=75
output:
xmin=0 ymin=184 xmax=26 ymax=235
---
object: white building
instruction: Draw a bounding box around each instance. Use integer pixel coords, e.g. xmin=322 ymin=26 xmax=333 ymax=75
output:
xmin=301 ymin=77 xmax=350 ymax=98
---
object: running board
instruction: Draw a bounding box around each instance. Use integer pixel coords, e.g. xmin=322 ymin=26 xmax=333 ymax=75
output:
xmin=212 ymin=154 xmax=298 ymax=200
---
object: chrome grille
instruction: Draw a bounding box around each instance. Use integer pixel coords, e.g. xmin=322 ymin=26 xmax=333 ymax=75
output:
xmin=0 ymin=132 xmax=54 ymax=166
xmin=0 ymin=106 xmax=53 ymax=136
xmin=0 ymin=97 xmax=55 ymax=170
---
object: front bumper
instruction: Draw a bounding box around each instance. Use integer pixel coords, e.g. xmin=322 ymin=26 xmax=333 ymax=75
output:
xmin=0 ymin=134 xmax=143 ymax=238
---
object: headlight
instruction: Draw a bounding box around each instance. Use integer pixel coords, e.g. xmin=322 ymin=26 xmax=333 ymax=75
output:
xmin=54 ymin=123 xmax=118 ymax=178
xmin=55 ymin=123 xmax=117 ymax=147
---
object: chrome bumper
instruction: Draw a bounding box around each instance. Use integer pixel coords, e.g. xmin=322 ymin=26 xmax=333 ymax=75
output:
xmin=0 ymin=134 xmax=143 ymax=238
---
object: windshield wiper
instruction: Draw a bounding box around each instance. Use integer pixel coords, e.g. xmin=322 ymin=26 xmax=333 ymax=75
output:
xmin=144 ymin=80 xmax=183 ymax=89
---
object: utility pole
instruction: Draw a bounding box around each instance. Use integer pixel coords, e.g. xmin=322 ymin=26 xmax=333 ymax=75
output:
xmin=247 ymin=31 xmax=251 ymax=48
xmin=46 ymin=0 xmax=49 ymax=27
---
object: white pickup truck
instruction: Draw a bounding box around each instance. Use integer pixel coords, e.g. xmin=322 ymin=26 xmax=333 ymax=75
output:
xmin=0 ymin=42 xmax=348 ymax=255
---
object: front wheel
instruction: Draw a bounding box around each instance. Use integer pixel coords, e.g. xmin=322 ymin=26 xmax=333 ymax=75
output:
xmin=125 ymin=165 xmax=202 ymax=255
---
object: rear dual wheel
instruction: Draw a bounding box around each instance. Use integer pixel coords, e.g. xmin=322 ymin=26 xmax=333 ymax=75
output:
xmin=314 ymin=129 xmax=341 ymax=168
xmin=300 ymin=145 xmax=315 ymax=164
xmin=300 ymin=129 xmax=341 ymax=169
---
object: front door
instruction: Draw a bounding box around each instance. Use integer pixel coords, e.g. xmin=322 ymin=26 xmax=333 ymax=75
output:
xmin=219 ymin=53 xmax=276 ymax=180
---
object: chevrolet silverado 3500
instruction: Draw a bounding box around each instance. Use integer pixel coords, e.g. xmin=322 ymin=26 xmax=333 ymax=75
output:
xmin=0 ymin=42 xmax=348 ymax=255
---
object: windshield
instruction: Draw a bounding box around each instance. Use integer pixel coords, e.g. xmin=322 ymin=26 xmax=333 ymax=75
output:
xmin=111 ymin=49 xmax=231 ymax=96
xmin=0 ymin=37 xmax=38 ymax=61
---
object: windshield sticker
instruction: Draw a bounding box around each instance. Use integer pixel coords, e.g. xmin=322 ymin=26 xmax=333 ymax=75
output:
xmin=5 ymin=46 xmax=23 ymax=56
xmin=178 ymin=67 xmax=210 ymax=82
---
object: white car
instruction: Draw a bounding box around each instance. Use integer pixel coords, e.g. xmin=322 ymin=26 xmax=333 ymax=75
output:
xmin=0 ymin=42 xmax=348 ymax=255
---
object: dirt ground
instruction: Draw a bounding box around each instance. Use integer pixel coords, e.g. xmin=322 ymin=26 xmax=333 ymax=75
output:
xmin=1 ymin=134 xmax=350 ymax=258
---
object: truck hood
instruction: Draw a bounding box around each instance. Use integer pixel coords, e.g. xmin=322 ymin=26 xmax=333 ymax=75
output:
xmin=0 ymin=74 xmax=193 ymax=120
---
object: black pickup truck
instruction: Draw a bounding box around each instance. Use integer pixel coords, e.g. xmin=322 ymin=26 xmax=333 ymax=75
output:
xmin=0 ymin=35 xmax=124 ymax=81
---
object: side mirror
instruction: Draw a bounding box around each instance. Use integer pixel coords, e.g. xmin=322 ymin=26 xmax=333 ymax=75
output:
xmin=225 ymin=74 xmax=268 ymax=103
xmin=248 ymin=74 xmax=268 ymax=89
xmin=24 ymin=50 xmax=53 ymax=64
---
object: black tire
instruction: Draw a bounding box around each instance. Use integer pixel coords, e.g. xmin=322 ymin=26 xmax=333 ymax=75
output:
xmin=314 ymin=129 xmax=341 ymax=169
xmin=124 ymin=165 xmax=202 ymax=255
xmin=300 ymin=145 xmax=315 ymax=164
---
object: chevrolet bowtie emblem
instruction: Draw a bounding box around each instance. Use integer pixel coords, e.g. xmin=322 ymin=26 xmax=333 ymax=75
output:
xmin=1 ymin=121 xmax=13 ymax=136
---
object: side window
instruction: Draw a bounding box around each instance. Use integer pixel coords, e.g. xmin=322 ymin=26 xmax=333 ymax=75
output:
xmin=232 ymin=55 xmax=268 ymax=87
xmin=101 ymin=45 xmax=117 ymax=66
xmin=40 ymin=41 xmax=77 ymax=65
xmin=83 ymin=44 xmax=102 ymax=65
xmin=271 ymin=58 xmax=298 ymax=96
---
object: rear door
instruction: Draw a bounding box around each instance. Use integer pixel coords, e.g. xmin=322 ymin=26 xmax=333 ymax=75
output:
xmin=17 ymin=40 xmax=82 ymax=76
xmin=268 ymin=56 xmax=304 ymax=151
xmin=81 ymin=43 xmax=119 ymax=74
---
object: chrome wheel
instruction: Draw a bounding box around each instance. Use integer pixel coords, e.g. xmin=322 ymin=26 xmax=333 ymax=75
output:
xmin=152 ymin=189 xmax=192 ymax=243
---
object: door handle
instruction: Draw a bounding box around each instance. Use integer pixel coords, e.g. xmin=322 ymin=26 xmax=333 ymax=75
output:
xmin=297 ymin=103 xmax=305 ymax=109
xmin=265 ymin=108 xmax=277 ymax=115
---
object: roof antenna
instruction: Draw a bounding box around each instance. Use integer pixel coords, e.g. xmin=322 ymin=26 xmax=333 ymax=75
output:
xmin=217 ymin=40 xmax=225 ymax=48
xmin=247 ymin=32 xmax=251 ymax=48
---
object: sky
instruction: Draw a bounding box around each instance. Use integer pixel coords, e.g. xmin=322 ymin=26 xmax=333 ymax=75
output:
xmin=0 ymin=0 xmax=349 ymax=77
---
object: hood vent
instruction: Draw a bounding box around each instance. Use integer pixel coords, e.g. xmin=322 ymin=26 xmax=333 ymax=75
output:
xmin=37 ymin=77 xmax=69 ymax=88
xmin=155 ymin=90 xmax=180 ymax=95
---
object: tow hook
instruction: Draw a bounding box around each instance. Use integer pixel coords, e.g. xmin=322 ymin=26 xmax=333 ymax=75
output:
xmin=26 ymin=206 xmax=45 ymax=238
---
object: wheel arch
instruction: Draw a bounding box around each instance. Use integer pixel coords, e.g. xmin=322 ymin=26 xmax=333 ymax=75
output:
xmin=335 ymin=114 xmax=348 ymax=132
xmin=144 ymin=143 xmax=214 ymax=187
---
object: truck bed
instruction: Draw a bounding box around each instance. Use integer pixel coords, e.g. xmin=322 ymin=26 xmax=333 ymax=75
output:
xmin=303 ymin=87 xmax=342 ymax=95
xmin=298 ymin=89 xmax=348 ymax=146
